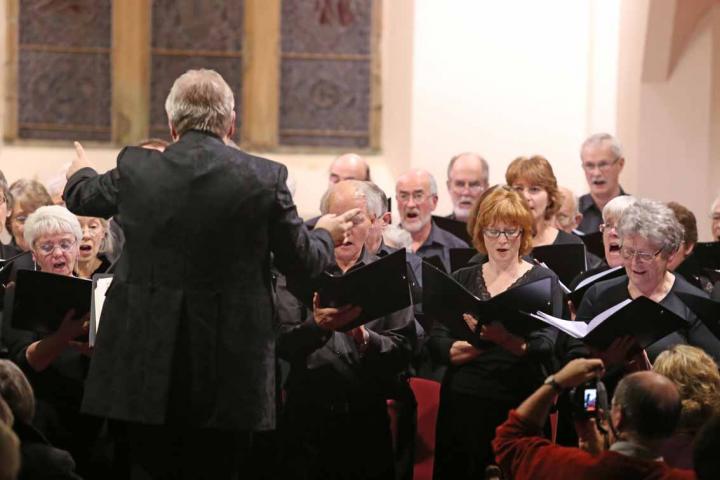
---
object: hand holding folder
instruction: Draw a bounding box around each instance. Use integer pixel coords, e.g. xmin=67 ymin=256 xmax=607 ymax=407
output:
xmin=422 ymin=262 xmax=553 ymax=346
xmin=285 ymin=249 xmax=412 ymax=331
xmin=529 ymin=296 xmax=687 ymax=350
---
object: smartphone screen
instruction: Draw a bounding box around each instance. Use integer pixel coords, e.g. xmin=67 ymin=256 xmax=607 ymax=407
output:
xmin=584 ymin=388 xmax=598 ymax=412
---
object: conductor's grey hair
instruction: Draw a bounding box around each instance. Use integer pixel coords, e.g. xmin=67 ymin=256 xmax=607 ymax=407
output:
xmin=165 ymin=69 xmax=235 ymax=138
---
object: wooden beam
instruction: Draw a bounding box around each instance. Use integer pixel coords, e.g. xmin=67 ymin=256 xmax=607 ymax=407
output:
xmin=112 ymin=0 xmax=151 ymax=145
xmin=4 ymin=0 xmax=19 ymax=141
xmin=241 ymin=0 xmax=280 ymax=151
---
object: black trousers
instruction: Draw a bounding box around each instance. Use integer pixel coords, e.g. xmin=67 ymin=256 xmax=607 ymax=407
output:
xmin=121 ymin=422 xmax=252 ymax=480
xmin=433 ymin=392 xmax=515 ymax=480
xmin=280 ymin=401 xmax=395 ymax=480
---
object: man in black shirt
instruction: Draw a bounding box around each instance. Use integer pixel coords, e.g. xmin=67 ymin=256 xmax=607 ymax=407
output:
xmin=578 ymin=133 xmax=628 ymax=233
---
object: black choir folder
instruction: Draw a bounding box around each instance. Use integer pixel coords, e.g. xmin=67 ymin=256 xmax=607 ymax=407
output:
xmin=3 ymin=270 xmax=91 ymax=335
xmin=566 ymin=266 xmax=626 ymax=307
xmin=432 ymin=215 xmax=472 ymax=245
xmin=530 ymin=297 xmax=686 ymax=350
xmin=422 ymin=262 xmax=553 ymax=345
xmin=532 ymin=243 xmax=587 ymax=287
xmin=579 ymin=231 xmax=605 ymax=260
xmin=286 ymin=249 xmax=412 ymax=331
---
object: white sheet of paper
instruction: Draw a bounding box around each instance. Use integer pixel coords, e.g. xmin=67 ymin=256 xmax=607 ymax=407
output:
xmin=90 ymin=276 xmax=113 ymax=346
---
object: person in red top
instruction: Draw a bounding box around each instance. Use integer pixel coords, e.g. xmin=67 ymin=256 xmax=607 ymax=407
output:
xmin=493 ymin=358 xmax=696 ymax=480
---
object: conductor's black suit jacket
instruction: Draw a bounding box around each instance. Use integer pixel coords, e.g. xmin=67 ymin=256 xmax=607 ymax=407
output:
xmin=63 ymin=130 xmax=335 ymax=431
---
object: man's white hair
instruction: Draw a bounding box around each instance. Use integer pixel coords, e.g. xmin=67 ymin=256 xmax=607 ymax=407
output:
xmin=581 ymin=133 xmax=623 ymax=161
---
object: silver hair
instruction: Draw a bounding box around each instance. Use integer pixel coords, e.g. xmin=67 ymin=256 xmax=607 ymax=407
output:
xmin=383 ymin=224 xmax=412 ymax=250
xmin=319 ymin=180 xmax=382 ymax=218
xmin=165 ymin=69 xmax=235 ymax=138
xmin=24 ymin=205 xmax=82 ymax=249
xmin=428 ymin=173 xmax=438 ymax=196
xmin=363 ymin=182 xmax=387 ymax=216
xmin=581 ymin=133 xmax=623 ymax=161
xmin=603 ymin=195 xmax=637 ymax=222
xmin=447 ymin=152 xmax=489 ymax=182
xmin=711 ymin=193 xmax=720 ymax=213
xmin=617 ymin=198 xmax=684 ymax=254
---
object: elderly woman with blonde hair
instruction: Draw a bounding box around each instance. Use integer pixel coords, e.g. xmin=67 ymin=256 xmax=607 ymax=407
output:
xmin=654 ymin=345 xmax=720 ymax=469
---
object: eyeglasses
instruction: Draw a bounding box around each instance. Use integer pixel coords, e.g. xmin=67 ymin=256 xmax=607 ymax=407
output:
xmin=36 ymin=239 xmax=76 ymax=255
xmin=620 ymin=246 xmax=662 ymax=264
xmin=450 ymin=180 xmax=485 ymax=193
xmin=581 ymin=158 xmax=619 ymax=172
xmin=397 ymin=191 xmax=433 ymax=203
xmin=598 ymin=222 xmax=616 ymax=232
xmin=483 ymin=228 xmax=522 ymax=239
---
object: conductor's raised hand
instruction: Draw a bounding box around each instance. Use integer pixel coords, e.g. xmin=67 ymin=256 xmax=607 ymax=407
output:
xmin=312 ymin=292 xmax=362 ymax=331
xmin=315 ymin=208 xmax=362 ymax=246
xmin=67 ymin=141 xmax=93 ymax=179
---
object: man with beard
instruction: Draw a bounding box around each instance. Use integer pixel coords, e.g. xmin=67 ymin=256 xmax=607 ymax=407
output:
xmin=445 ymin=152 xmax=489 ymax=222
xmin=578 ymin=133 xmax=629 ymax=234
xmin=395 ymin=169 xmax=468 ymax=271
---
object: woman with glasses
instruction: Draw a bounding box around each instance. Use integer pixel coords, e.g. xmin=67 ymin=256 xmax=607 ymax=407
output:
xmin=506 ymin=155 xmax=585 ymax=249
xmin=576 ymin=199 xmax=720 ymax=366
xmin=429 ymin=186 xmax=562 ymax=480
xmin=1 ymin=205 xmax=109 ymax=476
xmin=75 ymin=216 xmax=113 ymax=279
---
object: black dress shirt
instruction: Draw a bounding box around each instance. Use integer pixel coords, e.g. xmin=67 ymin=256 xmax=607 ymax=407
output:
xmin=412 ymin=221 xmax=468 ymax=272
xmin=577 ymin=187 xmax=628 ymax=234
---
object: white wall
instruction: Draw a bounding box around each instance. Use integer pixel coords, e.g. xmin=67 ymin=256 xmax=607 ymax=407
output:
xmin=410 ymin=0 xmax=621 ymax=216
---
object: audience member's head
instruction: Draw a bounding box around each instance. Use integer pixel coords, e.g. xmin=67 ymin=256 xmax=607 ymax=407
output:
xmin=611 ymin=371 xmax=681 ymax=445
xmin=694 ymin=414 xmax=720 ymax=480
xmin=467 ymin=185 xmax=534 ymax=256
xmin=710 ymin=194 xmax=720 ymax=241
xmin=138 ymin=138 xmax=170 ymax=151
xmin=0 ymin=360 xmax=35 ymax=426
xmin=554 ymin=186 xmax=582 ymax=233
xmin=600 ymin=195 xmax=637 ymax=267
xmin=165 ymin=69 xmax=235 ymax=141
xmin=320 ymin=180 xmax=377 ymax=266
xmin=328 ymin=153 xmax=370 ymax=187
xmin=666 ymin=201 xmax=698 ymax=271
xmin=580 ymin=133 xmax=625 ymax=200
xmin=362 ymin=182 xmax=391 ymax=254
xmin=0 ymin=419 xmax=20 ymax=480
xmin=7 ymin=179 xmax=54 ymax=251
xmin=653 ymin=345 xmax=720 ymax=434
xmin=24 ymin=205 xmax=83 ymax=277
xmin=446 ymin=152 xmax=489 ymax=222
xmin=395 ymin=169 xmax=438 ymax=237
xmin=505 ymin=155 xmax=561 ymax=223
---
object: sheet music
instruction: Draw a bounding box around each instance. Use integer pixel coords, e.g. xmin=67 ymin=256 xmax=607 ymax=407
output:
xmin=575 ymin=266 xmax=624 ymax=291
xmin=90 ymin=276 xmax=113 ymax=346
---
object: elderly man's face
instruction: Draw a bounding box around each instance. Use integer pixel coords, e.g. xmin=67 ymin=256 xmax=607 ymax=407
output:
xmin=712 ymin=201 xmax=720 ymax=241
xmin=581 ymin=143 xmax=624 ymax=198
xmin=554 ymin=191 xmax=581 ymax=233
xmin=329 ymin=192 xmax=373 ymax=265
xmin=447 ymin=156 xmax=488 ymax=221
xmin=396 ymin=174 xmax=437 ymax=234
xmin=32 ymin=231 xmax=78 ymax=277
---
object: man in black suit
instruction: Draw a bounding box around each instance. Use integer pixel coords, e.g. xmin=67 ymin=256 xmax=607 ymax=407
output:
xmin=63 ymin=68 xmax=358 ymax=479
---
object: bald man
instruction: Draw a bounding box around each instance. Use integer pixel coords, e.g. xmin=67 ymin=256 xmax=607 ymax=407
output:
xmin=328 ymin=153 xmax=371 ymax=186
xmin=396 ymin=169 xmax=468 ymax=271
xmin=446 ymin=152 xmax=489 ymax=222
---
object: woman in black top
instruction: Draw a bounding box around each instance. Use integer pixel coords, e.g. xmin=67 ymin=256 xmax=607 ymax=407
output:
xmin=576 ymin=199 xmax=720 ymax=366
xmin=505 ymin=155 xmax=585 ymax=249
xmin=429 ymin=186 xmax=562 ymax=479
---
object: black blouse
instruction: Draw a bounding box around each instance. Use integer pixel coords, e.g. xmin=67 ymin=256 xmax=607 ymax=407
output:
xmin=428 ymin=263 xmax=562 ymax=402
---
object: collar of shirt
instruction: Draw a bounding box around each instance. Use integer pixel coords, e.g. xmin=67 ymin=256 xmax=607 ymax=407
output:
xmin=579 ymin=187 xmax=628 ymax=215
xmin=325 ymin=247 xmax=377 ymax=276
xmin=420 ymin=221 xmax=453 ymax=250
xmin=609 ymin=440 xmax=663 ymax=462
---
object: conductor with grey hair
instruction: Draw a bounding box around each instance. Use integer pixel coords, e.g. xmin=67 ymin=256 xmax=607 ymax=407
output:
xmin=63 ymin=68 xmax=359 ymax=478
xmin=576 ymin=198 xmax=720 ymax=364
xmin=578 ymin=133 xmax=629 ymax=233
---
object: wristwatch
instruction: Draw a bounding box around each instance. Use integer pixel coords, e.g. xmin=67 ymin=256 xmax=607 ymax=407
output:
xmin=543 ymin=375 xmax=563 ymax=393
